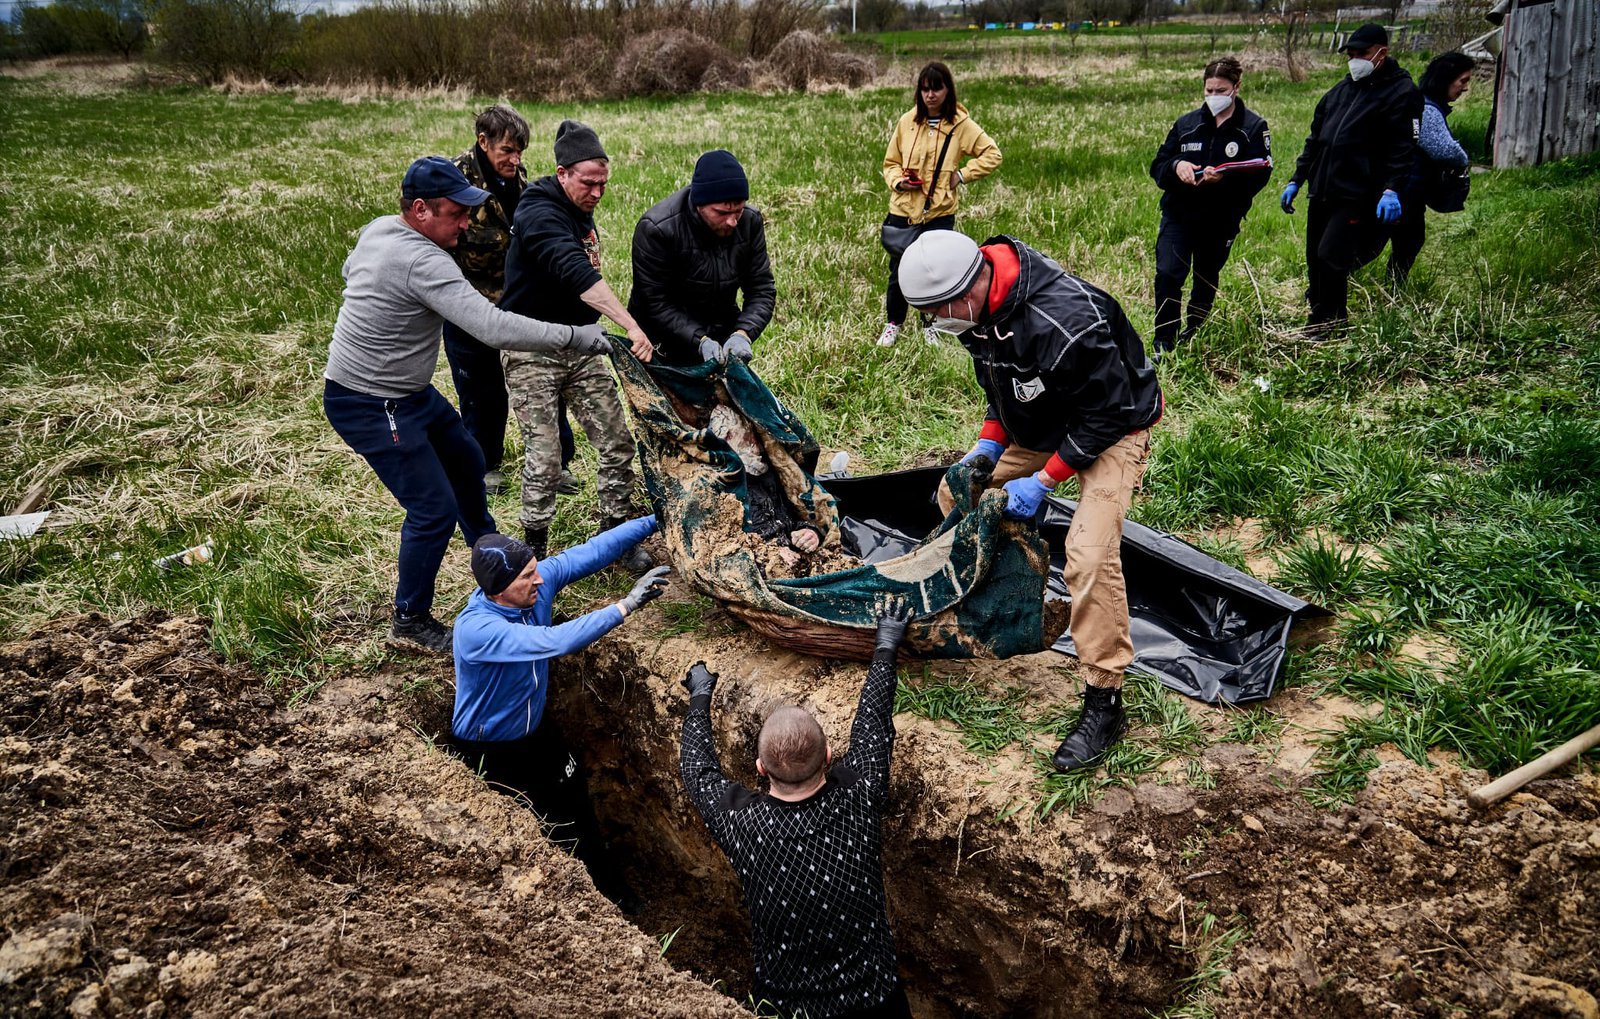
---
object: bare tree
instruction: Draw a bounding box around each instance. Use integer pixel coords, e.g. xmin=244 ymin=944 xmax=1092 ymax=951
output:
xmin=1427 ymin=0 xmax=1490 ymax=50
xmin=1265 ymin=0 xmax=1335 ymax=82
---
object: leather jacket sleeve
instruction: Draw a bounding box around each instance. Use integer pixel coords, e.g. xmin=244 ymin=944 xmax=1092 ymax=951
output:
xmin=733 ymin=214 xmax=776 ymax=340
xmin=630 ymin=215 xmax=710 ymax=347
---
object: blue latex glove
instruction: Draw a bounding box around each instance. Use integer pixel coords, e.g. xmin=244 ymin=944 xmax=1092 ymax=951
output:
xmin=962 ymin=439 xmax=1005 ymax=466
xmin=1376 ymin=189 xmax=1402 ymax=222
xmin=1279 ymin=181 xmax=1300 ymax=214
xmin=1002 ymin=473 xmax=1052 ymax=520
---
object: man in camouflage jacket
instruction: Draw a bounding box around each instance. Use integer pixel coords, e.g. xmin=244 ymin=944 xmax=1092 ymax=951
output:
xmin=446 ymin=105 xmax=541 ymax=494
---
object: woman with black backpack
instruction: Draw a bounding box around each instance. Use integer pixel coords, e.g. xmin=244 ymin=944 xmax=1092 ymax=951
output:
xmin=1389 ymin=52 xmax=1476 ymax=285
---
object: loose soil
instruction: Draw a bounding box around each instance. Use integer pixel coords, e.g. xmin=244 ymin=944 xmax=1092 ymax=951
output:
xmin=3 ymin=608 xmax=1597 ymax=1018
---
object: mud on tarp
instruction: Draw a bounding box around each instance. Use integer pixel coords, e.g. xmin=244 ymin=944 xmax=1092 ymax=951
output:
xmin=610 ymin=353 xmax=1068 ymax=661
xmin=820 ymin=467 xmax=1331 ymax=705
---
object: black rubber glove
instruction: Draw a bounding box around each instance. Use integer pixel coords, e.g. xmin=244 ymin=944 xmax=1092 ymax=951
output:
xmin=682 ymin=661 xmax=719 ymax=699
xmin=966 ymin=454 xmax=996 ymax=489
xmin=621 ymin=565 xmax=671 ymax=613
xmin=874 ymin=599 xmax=913 ymax=656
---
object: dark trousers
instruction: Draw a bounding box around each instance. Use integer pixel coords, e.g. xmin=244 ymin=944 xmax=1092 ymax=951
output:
xmin=441 ymin=324 xmax=574 ymax=472
xmin=441 ymin=321 xmax=509 ymax=473
xmin=322 ymin=378 xmax=493 ymax=617
xmin=1306 ymin=196 xmax=1392 ymax=325
xmin=1386 ymin=206 xmax=1426 ymax=286
xmin=1153 ymin=214 xmax=1237 ymax=351
xmin=884 ymin=213 xmax=956 ymax=326
xmin=450 ymin=724 xmax=630 ymax=900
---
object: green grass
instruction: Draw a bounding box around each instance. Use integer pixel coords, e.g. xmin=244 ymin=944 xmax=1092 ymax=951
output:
xmin=1150 ymin=908 xmax=1252 ymax=1019
xmin=2 ymin=30 xmax=1598 ymax=782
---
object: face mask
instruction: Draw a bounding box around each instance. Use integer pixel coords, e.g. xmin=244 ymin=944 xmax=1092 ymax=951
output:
xmin=932 ymin=298 xmax=978 ymax=335
xmin=1348 ymin=58 xmax=1376 ymax=81
xmin=1204 ymin=94 xmax=1233 ymax=116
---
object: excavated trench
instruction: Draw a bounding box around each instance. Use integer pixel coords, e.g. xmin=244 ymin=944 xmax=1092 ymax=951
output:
xmin=409 ymin=606 xmax=1600 ymax=1018
xmin=424 ymin=619 xmax=1202 ymax=1019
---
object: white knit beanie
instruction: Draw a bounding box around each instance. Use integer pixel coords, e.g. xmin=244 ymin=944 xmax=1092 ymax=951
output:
xmin=899 ymin=230 xmax=983 ymax=308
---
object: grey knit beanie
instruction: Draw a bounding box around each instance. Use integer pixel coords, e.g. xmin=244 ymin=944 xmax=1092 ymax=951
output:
xmin=553 ymin=119 xmax=608 ymax=167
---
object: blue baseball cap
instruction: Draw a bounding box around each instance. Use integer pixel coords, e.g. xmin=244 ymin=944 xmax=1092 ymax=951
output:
xmin=401 ymin=156 xmax=491 ymax=206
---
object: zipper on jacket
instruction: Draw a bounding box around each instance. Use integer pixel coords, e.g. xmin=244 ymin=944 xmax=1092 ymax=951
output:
xmin=383 ymin=400 xmax=399 ymax=444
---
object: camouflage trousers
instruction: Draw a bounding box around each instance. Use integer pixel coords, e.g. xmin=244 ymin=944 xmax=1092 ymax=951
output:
xmin=503 ymin=349 xmax=637 ymax=530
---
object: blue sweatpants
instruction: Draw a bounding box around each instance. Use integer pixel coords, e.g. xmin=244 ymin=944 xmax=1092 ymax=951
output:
xmin=323 ymin=378 xmax=495 ymax=617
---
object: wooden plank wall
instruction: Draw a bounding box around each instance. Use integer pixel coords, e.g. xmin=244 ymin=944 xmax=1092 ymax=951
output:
xmin=1494 ymin=0 xmax=1600 ymax=168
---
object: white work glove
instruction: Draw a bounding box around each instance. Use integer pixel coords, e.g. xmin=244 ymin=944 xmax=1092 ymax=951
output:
xmin=566 ymin=323 xmax=611 ymax=355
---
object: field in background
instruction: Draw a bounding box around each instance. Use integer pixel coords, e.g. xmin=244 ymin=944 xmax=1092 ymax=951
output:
xmin=2 ymin=26 xmax=1597 ymax=799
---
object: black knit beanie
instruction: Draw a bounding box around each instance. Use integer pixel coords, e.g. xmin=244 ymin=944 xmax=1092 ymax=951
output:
xmin=471 ymin=534 xmax=536 ymax=596
xmin=553 ymin=119 xmax=607 ymax=167
xmin=689 ymin=149 xmax=749 ymax=207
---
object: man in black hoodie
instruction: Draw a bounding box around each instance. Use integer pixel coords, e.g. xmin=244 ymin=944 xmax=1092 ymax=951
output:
xmin=500 ymin=119 xmax=655 ymax=571
xmin=1280 ymin=23 xmax=1423 ymax=330
xmin=901 ymin=229 xmax=1163 ymax=773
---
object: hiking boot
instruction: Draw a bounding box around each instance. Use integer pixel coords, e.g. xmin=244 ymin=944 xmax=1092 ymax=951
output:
xmin=389 ymin=610 xmax=453 ymax=654
xmin=524 ymin=526 xmax=548 ymax=561
xmin=601 ymin=517 xmax=654 ymax=574
xmin=483 ymin=469 xmax=506 ymax=495
xmin=556 ymin=469 xmax=582 ymax=496
xmin=875 ymin=322 xmax=900 ymax=347
xmin=1051 ymin=685 xmax=1127 ymax=772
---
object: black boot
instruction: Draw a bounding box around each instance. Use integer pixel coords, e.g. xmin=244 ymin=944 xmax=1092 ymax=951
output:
xmin=1052 ymin=685 xmax=1127 ymax=772
xmin=600 ymin=517 xmax=653 ymax=575
xmin=523 ymin=526 xmax=548 ymax=561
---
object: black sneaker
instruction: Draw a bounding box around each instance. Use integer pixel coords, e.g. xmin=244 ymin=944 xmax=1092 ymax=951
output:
xmin=389 ymin=610 xmax=453 ymax=653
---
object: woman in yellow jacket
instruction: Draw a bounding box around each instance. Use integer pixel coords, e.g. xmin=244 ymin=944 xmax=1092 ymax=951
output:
xmin=878 ymin=61 xmax=1002 ymax=346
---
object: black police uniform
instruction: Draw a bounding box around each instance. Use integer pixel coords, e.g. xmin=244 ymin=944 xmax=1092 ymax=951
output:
xmin=1290 ymin=58 xmax=1422 ymax=326
xmin=1148 ymin=98 xmax=1273 ymax=351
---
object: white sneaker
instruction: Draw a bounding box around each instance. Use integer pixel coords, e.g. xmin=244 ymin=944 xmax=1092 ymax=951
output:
xmin=876 ymin=322 xmax=899 ymax=347
xmin=924 ymin=326 xmax=942 ymax=346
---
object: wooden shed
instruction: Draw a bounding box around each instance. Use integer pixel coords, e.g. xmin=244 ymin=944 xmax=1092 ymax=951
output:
xmin=1489 ymin=0 xmax=1600 ymax=167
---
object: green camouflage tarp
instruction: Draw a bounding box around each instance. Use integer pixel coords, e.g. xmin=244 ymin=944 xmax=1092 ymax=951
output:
xmin=611 ymin=350 xmax=1067 ymax=661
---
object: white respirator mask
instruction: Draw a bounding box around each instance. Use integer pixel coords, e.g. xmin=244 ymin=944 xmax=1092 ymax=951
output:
xmin=1204 ymin=94 xmax=1234 ymax=116
xmin=1348 ymin=58 xmax=1376 ymax=81
xmin=932 ymin=297 xmax=979 ymax=336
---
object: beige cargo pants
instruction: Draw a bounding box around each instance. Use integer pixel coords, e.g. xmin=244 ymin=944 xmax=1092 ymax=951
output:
xmin=938 ymin=429 xmax=1152 ymax=688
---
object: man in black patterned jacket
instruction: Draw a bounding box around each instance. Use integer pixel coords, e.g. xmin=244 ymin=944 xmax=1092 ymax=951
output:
xmin=679 ymin=604 xmax=914 ymax=1019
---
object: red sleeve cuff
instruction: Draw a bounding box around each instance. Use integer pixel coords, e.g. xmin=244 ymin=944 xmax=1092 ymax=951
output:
xmin=979 ymin=420 xmax=1009 ymax=444
xmin=1042 ymin=454 xmax=1076 ymax=483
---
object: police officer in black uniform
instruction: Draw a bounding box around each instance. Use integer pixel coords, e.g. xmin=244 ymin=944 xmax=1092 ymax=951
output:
xmin=1148 ymin=56 xmax=1273 ymax=353
xmin=1280 ymin=22 xmax=1423 ymax=331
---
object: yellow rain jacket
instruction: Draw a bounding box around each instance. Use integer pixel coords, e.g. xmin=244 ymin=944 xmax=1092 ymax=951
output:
xmin=882 ymin=104 xmax=1002 ymax=224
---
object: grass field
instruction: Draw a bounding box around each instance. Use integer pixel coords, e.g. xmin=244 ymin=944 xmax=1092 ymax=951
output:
xmin=2 ymin=27 xmax=1597 ymax=798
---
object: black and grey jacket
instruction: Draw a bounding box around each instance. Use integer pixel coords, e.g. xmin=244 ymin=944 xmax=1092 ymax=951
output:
xmin=628 ymin=186 xmax=776 ymax=365
xmin=1292 ymin=58 xmax=1423 ymax=204
xmin=680 ymin=649 xmax=900 ymax=1019
xmin=501 ymin=175 xmax=604 ymax=328
xmin=1149 ymin=98 xmax=1273 ymax=227
xmin=961 ymin=237 xmax=1163 ymax=473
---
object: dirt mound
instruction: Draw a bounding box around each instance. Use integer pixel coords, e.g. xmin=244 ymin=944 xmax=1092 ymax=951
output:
xmin=0 ymin=612 xmax=744 ymax=1019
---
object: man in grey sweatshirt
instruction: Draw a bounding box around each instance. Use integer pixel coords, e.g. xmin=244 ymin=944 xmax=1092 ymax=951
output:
xmin=324 ymin=155 xmax=612 ymax=653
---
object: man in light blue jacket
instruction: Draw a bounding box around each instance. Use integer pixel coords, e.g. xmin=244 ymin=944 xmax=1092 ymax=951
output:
xmin=452 ymin=519 xmax=669 ymax=910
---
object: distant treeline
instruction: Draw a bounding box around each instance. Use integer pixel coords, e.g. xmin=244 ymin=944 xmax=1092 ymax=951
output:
xmin=2 ymin=0 xmax=876 ymax=97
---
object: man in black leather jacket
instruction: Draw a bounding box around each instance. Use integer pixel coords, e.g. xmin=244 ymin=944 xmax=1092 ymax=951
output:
xmin=629 ymin=150 xmax=777 ymax=366
xmin=901 ymin=229 xmax=1163 ymax=773
xmin=1280 ymin=23 xmax=1423 ymax=330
